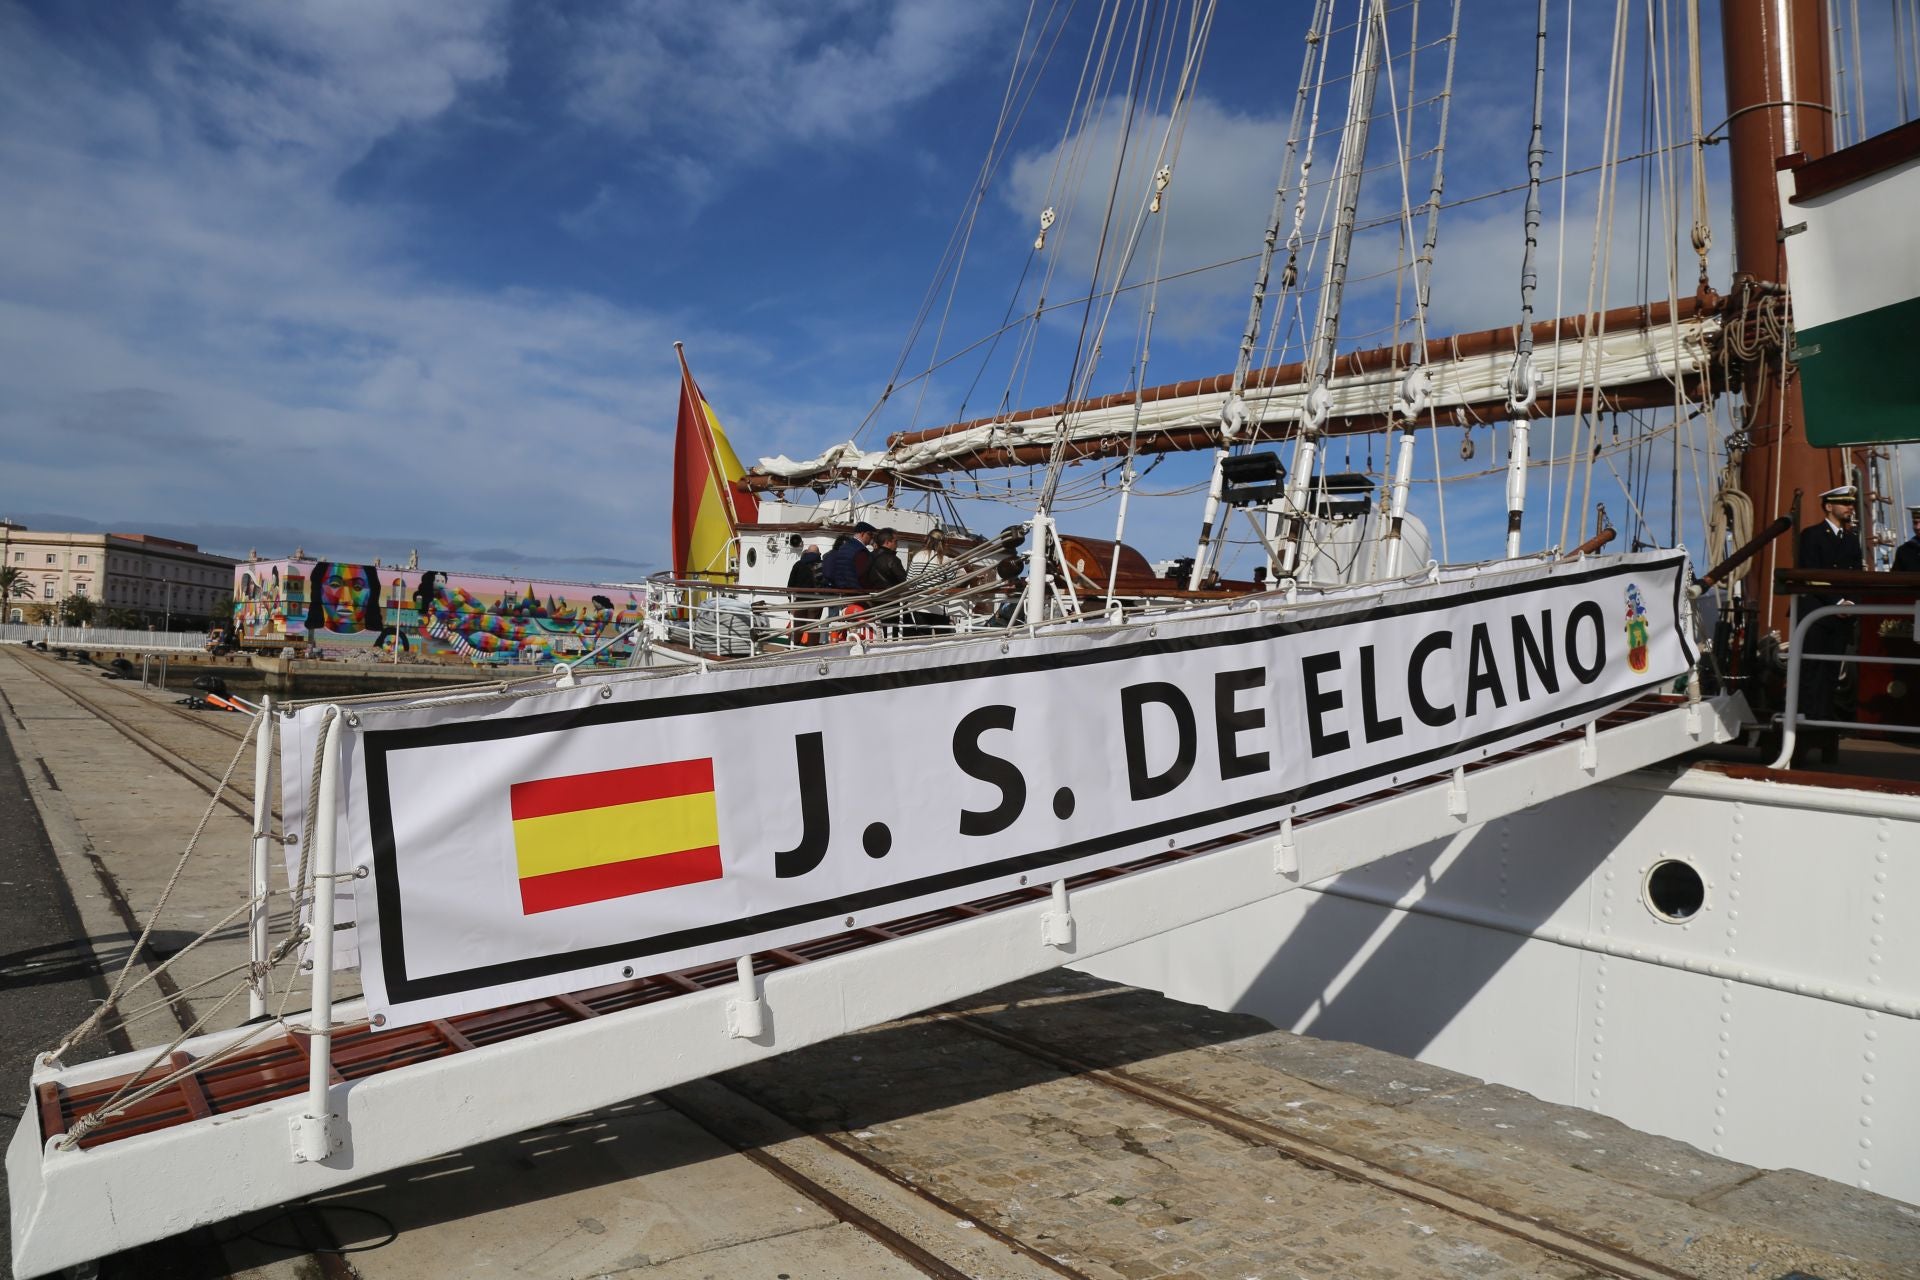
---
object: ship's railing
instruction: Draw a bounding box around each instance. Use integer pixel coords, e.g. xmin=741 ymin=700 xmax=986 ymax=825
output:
xmin=642 ymin=575 xmax=1004 ymax=655
xmin=644 ymin=527 xmax=1037 ymax=656
xmin=641 ymin=523 xmax=1372 ymax=658
xmin=1771 ymin=570 xmax=1920 ymax=768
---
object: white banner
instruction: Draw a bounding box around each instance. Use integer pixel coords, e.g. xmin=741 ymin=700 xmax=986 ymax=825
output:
xmin=331 ymin=552 xmax=1693 ymax=1027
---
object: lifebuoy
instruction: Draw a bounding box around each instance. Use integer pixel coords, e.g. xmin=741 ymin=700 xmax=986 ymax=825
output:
xmin=837 ymin=603 xmax=879 ymax=644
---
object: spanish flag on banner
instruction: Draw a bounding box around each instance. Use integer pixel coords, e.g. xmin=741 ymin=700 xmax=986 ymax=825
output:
xmin=510 ymin=759 xmax=722 ymax=915
xmin=672 ymin=344 xmax=759 ymax=581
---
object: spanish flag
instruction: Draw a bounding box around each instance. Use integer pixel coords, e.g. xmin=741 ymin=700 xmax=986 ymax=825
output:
xmin=510 ymin=759 xmax=722 ymax=915
xmin=672 ymin=345 xmax=759 ymax=581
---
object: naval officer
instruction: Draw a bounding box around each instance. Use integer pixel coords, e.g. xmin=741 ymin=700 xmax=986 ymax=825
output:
xmin=1795 ymin=485 xmax=1865 ymax=760
xmin=1894 ymin=504 xmax=1920 ymax=573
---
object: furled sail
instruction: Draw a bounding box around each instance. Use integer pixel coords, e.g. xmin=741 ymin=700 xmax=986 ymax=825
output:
xmin=750 ymin=297 xmax=1717 ymax=487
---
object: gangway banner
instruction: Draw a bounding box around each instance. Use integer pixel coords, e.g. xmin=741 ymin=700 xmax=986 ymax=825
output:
xmin=324 ymin=551 xmax=1694 ymax=1028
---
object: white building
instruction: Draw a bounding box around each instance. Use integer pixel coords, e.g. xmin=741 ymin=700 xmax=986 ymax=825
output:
xmin=1 ymin=521 xmax=237 ymax=626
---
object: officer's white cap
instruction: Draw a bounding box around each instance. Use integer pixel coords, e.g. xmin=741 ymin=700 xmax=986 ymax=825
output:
xmin=1820 ymin=485 xmax=1858 ymax=503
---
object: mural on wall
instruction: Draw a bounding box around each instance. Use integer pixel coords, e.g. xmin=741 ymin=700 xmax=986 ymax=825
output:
xmin=235 ymin=564 xmax=291 ymax=637
xmin=233 ymin=559 xmax=645 ymax=665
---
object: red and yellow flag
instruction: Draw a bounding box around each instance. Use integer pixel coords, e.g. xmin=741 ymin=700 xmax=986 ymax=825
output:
xmin=510 ymin=759 xmax=722 ymax=914
xmin=672 ymin=345 xmax=759 ymax=581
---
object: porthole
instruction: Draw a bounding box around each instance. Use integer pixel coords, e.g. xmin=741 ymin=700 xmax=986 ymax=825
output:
xmin=1643 ymin=858 xmax=1705 ymax=923
xmin=745 ymin=548 xmax=757 ymax=568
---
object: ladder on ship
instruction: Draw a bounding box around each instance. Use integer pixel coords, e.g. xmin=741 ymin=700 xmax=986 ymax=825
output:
xmin=9 ymin=689 xmax=1740 ymax=1278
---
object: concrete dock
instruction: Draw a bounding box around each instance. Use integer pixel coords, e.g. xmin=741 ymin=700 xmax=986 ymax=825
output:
xmin=2 ymin=644 xmax=1915 ymax=1280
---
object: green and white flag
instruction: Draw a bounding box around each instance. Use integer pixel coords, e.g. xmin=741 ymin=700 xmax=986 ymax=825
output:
xmin=1779 ymin=124 xmax=1920 ymax=446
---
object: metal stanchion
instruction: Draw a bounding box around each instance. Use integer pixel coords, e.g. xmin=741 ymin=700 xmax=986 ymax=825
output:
xmin=247 ymin=698 xmax=274 ymax=1020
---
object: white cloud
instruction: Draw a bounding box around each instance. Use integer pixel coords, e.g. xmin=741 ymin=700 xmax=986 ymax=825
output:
xmin=162 ymin=1 xmax=510 ymax=167
xmin=564 ymin=0 xmax=1009 ymax=150
xmin=1002 ymin=93 xmax=1290 ymax=314
xmin=0 ymin=4 xmax=718 ymax=575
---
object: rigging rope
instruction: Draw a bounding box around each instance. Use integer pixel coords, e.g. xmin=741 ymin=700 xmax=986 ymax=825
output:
xmin=1038 ymin=0 xmax=1165 ymax=514
xmin=1029 ymin=0 xmax=1217 ymax=511
xmin=1562 ymin=0 xmax=1634 ymax=550
xmin=1278 ymin=0 xmax=1387 ymax=580
xmin=858 ymin=0 xmax=1073 ymax=444
xmin=1186 ymin=0 xmax=1334 ymax=587
xmin=903 ymin=0 xmax=1064 ymax=438
xmin=49 ymin=709 xmax=264 ymax=1063
xmin=1109 ymin=2 xmax=1214 ymax=587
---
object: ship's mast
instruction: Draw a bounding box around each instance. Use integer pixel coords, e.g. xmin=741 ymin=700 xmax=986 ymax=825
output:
xmin=1720 ymin=0 xmax=1837 ymax=635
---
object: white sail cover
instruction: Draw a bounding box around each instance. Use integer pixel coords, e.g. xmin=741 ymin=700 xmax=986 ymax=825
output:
xmin=759 ymin=314 xmax=1717 ymax=481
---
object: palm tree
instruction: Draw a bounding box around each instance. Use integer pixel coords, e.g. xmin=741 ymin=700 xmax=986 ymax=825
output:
xmin=0 ymin=565 xmax=26 ymax=622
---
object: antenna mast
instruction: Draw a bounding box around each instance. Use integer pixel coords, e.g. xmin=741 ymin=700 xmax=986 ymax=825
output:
xmin=1504 ymin=0 xmax=1550 ymax=558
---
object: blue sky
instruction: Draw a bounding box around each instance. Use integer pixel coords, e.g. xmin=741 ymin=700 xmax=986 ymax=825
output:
xmin=2 ymin=0 xmax=1913 ymax=582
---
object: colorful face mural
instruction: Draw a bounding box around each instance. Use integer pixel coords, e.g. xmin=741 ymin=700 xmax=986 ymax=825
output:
xmin=233 ymin=559 xmax=644 ymax=665
xmin=311 ymin=563 xmax=381 ymax=634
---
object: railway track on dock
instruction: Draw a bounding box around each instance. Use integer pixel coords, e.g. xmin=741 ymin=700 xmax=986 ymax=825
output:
xmin=924 ymin=1011 xmax=1694 ymax=1280
xmin=2 ymin=647 xmax=268 ymax=822
xmin=666 ymin=1035 xmax=1689 ymax=1280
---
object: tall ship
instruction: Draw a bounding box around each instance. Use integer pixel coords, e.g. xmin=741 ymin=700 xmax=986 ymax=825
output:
xmin=10 ymin=2 xmax=1919 ymax=1274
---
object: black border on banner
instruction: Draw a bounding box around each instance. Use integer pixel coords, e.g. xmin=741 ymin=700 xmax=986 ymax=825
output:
xmin=362 ymin=554 xmax=1693 ymax=1007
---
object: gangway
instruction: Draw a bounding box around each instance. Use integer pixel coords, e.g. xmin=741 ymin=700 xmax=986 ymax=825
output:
xmin=9 ymin=685 xmax=1741 ymax=1278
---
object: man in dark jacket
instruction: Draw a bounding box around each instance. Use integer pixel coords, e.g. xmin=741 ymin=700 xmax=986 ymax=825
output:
xmin=786 ymin=542 xmax=823 ymax=590
xmin=822 ymin=522 xmax=875 ymax=591
xmin=1796 ymin=485 xmax=1864 ymax=758
xmin=864 ymin=528 xmax=907 ymax=589
xmin=1894 ymin=505 xmax=1920 ymax=573
xmin=786 ymin=541 xmax=824 ymax=644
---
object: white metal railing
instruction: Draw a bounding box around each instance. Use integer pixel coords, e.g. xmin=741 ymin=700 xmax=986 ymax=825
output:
xmin=641 ymin=578 xmax=977 ymax=657
xmin=1771 ymin=597 xmax=1920 ymax=768
xmin=0 ymin=623 xmax=210 ymax=651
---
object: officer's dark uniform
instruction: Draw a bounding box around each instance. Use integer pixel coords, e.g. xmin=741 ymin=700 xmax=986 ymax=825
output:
xmin=1894 ymin=509 xmax=1920 ymax=573
xmin=1796 ymin=494 xmax=1864 ymax=743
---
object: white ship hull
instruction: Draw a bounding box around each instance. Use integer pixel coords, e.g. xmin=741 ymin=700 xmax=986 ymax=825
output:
xmin=1083 ymin=764 xmax=1920 ymax=1203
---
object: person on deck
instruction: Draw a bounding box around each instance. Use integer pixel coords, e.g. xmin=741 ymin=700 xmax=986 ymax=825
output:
xmin=907 ymin=529 xmax=954 ymax=586
xmin=822 ymin=522 xmax=875 ymax=592
xmin=1795 ymin=485 xmax=1864 ymax=761
xmin=1893 ymin=505 xmax=1920 ymax=574
xmin=786 ymin=538 xmax=824 ymax=645
xmin=864 ymin=528 xmax=907 ymax=590
xmin=988 ymin=555 xmax=1025 ymax=627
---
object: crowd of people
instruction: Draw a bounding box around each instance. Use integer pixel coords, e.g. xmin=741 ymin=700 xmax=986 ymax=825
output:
xmin=782 ymin=522 xmax=1030 ymax=644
